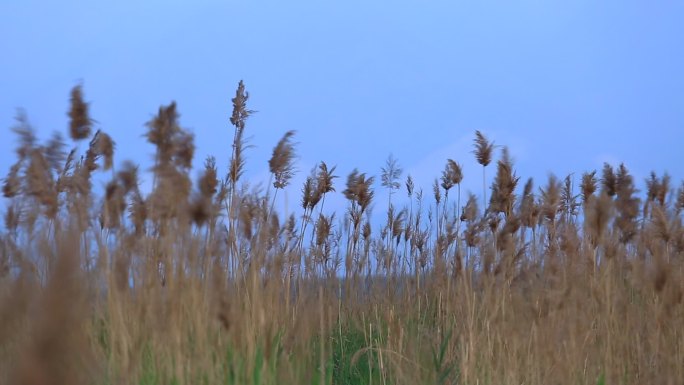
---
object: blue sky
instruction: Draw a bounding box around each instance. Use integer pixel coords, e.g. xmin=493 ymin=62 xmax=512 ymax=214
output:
xmin=1 ymin=1 xmax=682 ymax=217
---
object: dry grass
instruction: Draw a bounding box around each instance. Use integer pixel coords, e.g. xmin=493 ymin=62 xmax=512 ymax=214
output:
xmin=0 ymin=83 xmax=683 ymax=385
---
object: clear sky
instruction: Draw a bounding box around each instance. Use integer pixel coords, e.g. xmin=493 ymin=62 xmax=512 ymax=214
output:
xmin=1 ymin=1 xmax=682 ymax=216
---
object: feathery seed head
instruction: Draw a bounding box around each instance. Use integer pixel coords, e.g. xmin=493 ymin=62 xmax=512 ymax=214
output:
xmin=198 ymin=156 xmax=218 ymax=198
xmin=406 ymin=174 xmax=414 ymax=197
xmin=581 ymin=171 xmax=597 ymax=204
xmin=601 ymin=163 xmax=617 ymax=197
xmin=230 ymin=80 xmax=253 ymax=132
xmin=269 ymin=131 xmax=297 ymax=189
xmin=301 ymin=175 xmax=315 ymax=210
xmin=68 ymin=84 xmax=93 ymax=141
xmin=441 ymin=159 xmax=463 ymax=192
xmin=461 ymin=193 xmax=479 ymax=222
xmin=316 ymin=162 xmax=337 ymax=196
xmin=473 ymin=130 xmax=494 ymax=167
xmin=433 ymin=179 xmax=441 ymax=204
xmin=381 ymin=154 xmax=402 ymax=191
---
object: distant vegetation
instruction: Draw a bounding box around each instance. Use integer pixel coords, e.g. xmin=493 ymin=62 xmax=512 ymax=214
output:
xmin=1 ymin=81 xmax=682 ymax=384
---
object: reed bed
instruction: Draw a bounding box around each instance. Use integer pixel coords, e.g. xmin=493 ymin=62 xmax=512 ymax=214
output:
xmin=1 ymin=82 xmax=683 ymax=385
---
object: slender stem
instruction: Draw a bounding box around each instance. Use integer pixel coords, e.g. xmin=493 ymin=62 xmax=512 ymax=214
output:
xmin=482 ymin=165 xmax=487 ymax=215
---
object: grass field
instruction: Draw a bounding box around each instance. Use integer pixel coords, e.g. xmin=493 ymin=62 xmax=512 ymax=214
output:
xmin=1 ymin=82 xmax=682 ymax=384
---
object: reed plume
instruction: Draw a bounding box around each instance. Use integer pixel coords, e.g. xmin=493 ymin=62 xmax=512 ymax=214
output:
xmin=676 ymin=182 xmax=684 ymax=215
xmin=601 ymin=163 xmax=617 ymax=197
xmin=315 ymin=162 xmax=337 ymax=214
xmin=540 ymin=174 xmax=562 ymax=251
xmin=381 ymin=153 xmax=402 ymax=206
xmin=519 ymin=178 xmax=539 ymax=231
xmin=67 ymin=84 xmax=92 ymax=141
xmin=489 ymin=147 xmax=519 ymax=219
xmin=560 ymin=174 xmax=580 ymax=222
xmin=473 ymin=130 xmax=494 ymax=213
xmin=225 ymin=81 xmax=254 ymax=275
xmin=381 ymin=154 xmax=402 ymax=256
xmin=615 ymin=164 xmax=639 ymax=244
xmin=580 ymin=170 xmax=598 ymax=205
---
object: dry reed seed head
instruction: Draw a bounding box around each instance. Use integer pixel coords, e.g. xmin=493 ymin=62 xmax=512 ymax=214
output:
xmin=440 ymin=159 xmax=463 ymax=192
xmin=215 ymin=179 xmax=229 ymax=205
xmin=68 ymin=84 xmax=93 ymax=141
xmin=501 ymin=214 xmax=521 ymax=235
xmin=448 ymin=159 xmax=463 ymax=185
xmin=116 ymin=161 xmax=139 ymax=194
xmin=433 ymin=179 xmax=441 ymax=204
xmin=615 ymin=164 xmax=634 ymax=195
xmin=406 ymin=174 xmax=414 ymax=197
xmin=646 ymin=172 xmax=671 ymax=208
xmin=198 ymin=156 xmax=219 ymax=198
xmin=3 ymin=161 xmax=22 ymax=198
xmin=11 ymin=110 xmax=38 ymax=159
xmin=414 ymin=230 xmax=427 ymax=252
xmin=658 ymin=173 xmax=671 ymax=207
xmin=145 ymin=102 xmax=180 ymax=163
xmin=315 ymin=213 xmax=333 ymax=246
xmin=404 ymin=221 xmax=412 ymax=242
xmin=189 ymin=194 xmax=213 ymax=227
xmin=284 ymin=212 xmax=295 ymax=236
xmin=104 ymin=179 xmax=118 ymax=201
xmin=585 ymin=191 xmax=613 ymax=248
xmin=580 ymin=170 xmax=598 ymax=203
xmin=44 ymin=131 xmax=67 ymax=173
xmin=343 ymin=169 xmax=371 ymax=208
xmin=559 ymin=221 xmax=581 ymax=255
xmin=269 ymin=130 xmax=297 ymax=189
xmin=520 ymin=178 xmax=537 ymax=227
xmin=381 ymin=154 xmax=403 ymax=191
xmin=601 ymin=163 xmax=617 ymax=197
xmin=386 ymin=203 xmax=396 ymax=229
xmin=392 ymin=209 xmax=406 ymax=241
xmin=362 ymin=221 xmax=372 ymax=241
xmin=230 ymin=80 xmax=253 ymax=131
xmin=486 ymin=211 xmax=501 ymax=234
xmin=83 ymin=131 xmax=106 ymax=172
xmin=60 ymin=149 xmax=76 ymax=176
xmin=102 ymin=180 xmax=126 ymax=229
xmin=489 ymin=147 xmax=519 ymax=217
xmin=676 ymin=182 xmax=684 ymax=214
xmin=172 ymin=131 xmax=195 ymax=170
xmin=316 ymin=161 xmax=337 ymax=196
xmin=615 ymin=164 xmax=640 ymax=243
xmin=646 ymin=171 xmax=660 ymax=203
xmin=26 ymin=148 xmax=55 ymax=204
xmin=651 ymin=204 xmax=672 ymax=244
xmin=128 ymin=189 xmax=147 ymax=234
xmin=461 ymin=193 xmax=479 ymax=222
xmin=301 ymin=175 xmax=314 ymax=210
xmin=95 ymin=131 xmax=115 ymax=171
xmin=540 ymin=174 xmax=562 ymax=223
xmin=522 ymin=177 xmax=534 ymax=197
xmin=59 ymin=162 xmax=89 ymax=197
xmin=559 ymin=174 xmax=580 ymax=219
xmin=473 ymin=130 xmax=494 ymax=167
xmin=356 ymin=175 xmax=375 ymax=212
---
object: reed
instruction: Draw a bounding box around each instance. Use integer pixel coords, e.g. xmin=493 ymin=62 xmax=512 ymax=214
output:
xmin=0 ymin=84 xmax=682 ymax=385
